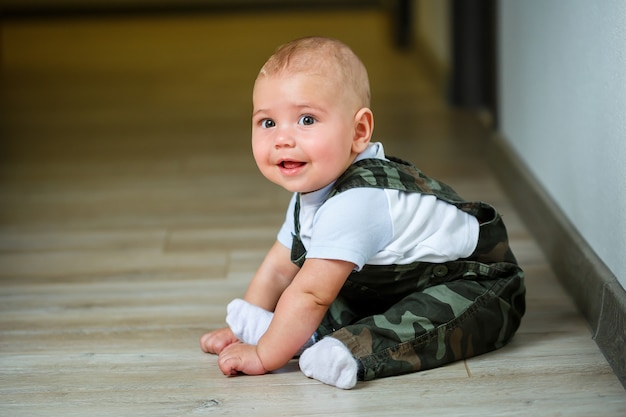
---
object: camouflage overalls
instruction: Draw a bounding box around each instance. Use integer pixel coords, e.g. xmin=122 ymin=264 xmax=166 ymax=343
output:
xmin=290 ymin=157 xmax=526 ymax=381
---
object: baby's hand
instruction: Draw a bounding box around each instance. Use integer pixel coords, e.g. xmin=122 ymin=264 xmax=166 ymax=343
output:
xmin=200 ymin=327 xmax=239 ymax=354
xmin=218 ymin=343 xmax=267 ymax=376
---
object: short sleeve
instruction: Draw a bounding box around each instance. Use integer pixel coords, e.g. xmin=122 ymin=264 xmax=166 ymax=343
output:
xmin=305 ymin=188 xmax=393 ymax=270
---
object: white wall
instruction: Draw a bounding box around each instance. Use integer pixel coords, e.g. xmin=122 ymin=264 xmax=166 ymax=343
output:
xmin=498 ymin=0 xmax=626 ymax=288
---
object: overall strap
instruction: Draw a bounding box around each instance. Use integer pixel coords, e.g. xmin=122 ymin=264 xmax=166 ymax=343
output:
xmin=289 ymin=156 xmax=517 ymax=267
xmin=328 ymin=157 xmax=463 ymax=204
xmin=291 ymin=194 xmax=307 ymax=268
xmin=329 ymin=157 xmax=517 ymax=264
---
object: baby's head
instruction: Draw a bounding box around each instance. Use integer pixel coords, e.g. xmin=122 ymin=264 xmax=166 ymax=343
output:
xmin=252 ymin=37 xmax=374 ymax=193
xmin=255 ymin=36 xmax=371 ymax=111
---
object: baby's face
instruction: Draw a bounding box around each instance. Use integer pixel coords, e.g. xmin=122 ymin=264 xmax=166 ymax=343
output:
xmin=251 ymin=72 xmax=362 ymax=193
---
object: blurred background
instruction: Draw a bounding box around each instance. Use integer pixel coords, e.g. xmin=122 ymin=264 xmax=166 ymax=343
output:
xmin=1 ymin=0 xmax=499 ymax=231
xmin=1 ymin=0 xmax=624 ymax=284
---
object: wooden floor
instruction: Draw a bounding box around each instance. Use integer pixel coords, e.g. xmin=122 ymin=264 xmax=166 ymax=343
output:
xmin=1 ymin=9 xmax=624 ymax=417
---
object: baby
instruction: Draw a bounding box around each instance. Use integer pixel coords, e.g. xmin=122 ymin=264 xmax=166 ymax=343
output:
xmin=200 ymin=36 xmax=525 ymax=389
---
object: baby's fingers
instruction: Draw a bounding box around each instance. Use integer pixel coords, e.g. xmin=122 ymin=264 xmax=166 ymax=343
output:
xmin=200 ymin=327 xmax=239 ymax=354
xmin=217 ymin=343 xmax=268 ymax=376
xmin=218 ymin=352 xmax=243 ymax=376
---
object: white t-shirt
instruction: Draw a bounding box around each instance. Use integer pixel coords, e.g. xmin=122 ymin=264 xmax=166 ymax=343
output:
xmin=277 ymin=142 xmax=479 ymax=271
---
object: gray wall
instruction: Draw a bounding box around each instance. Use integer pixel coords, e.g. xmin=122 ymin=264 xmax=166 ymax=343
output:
xmin=498 ymin=0 xmax=626 ymax=289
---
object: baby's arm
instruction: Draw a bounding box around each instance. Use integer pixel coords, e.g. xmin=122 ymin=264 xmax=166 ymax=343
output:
xmin=199 ymin=241 xmax=299 ymax=354
xmin=217 ymin=258 xmax=354 ymax=375
xmin=243 ymin=241 xmax=301 ymax=311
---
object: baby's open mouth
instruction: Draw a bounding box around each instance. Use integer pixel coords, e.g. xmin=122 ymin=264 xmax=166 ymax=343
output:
xmin=280 ymin=161 xmax=305 ymax=169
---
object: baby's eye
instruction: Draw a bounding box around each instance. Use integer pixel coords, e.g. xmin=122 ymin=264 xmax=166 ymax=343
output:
xmin=298 ymin=115 xmax=316 ymax=126
xmin=260 ymin=119 xmax=276 ymax=128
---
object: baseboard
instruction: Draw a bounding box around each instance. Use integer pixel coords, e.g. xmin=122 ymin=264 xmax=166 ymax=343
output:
xmin=488 ymin=132 xmax=626 ymax=389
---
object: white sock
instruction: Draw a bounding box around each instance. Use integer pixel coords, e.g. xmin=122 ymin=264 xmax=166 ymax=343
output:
xmin=225 ymin=299 xmax=316 ymax=352
xmin=299 ymin=337 xmax=358 ymax=389
xmin=225 ymin=299 xmax=273 ymax=345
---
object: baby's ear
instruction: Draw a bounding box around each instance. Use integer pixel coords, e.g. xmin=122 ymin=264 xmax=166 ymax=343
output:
xmin=352 ymin=107 xmax=374 ymax=153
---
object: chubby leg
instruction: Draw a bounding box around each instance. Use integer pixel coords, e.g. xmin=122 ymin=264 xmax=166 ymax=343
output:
xmin=313 ymin=273 xmax=525 ymax=382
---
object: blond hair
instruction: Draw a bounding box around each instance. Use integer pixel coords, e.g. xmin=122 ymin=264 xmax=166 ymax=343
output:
xmin=257 ymin=36 xmax=371 ymax=108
